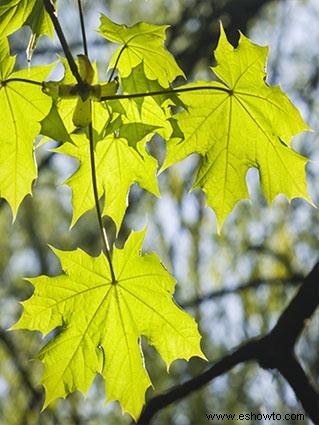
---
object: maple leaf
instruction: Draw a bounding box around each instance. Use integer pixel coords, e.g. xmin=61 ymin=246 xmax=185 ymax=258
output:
xmin=98 ymin=15 xmax=184 ymax=87
xmin=110 ymin=95 xmax=174 ymax=148
xmin=164 ymin=25 xmax=312 ymax=228
xmin=12 ymin=230 xmax=205 ymax=419
xmin=0 ymin=0 xmax=54 ymax=39
xmin=40 ymin=103 xmax=73 ymax=144
xmin=120 ymin=62 xmax=183 ymax=111
xmin=0 ymin=38 xmax=54 ymax=216
xmin=56 ymin=134 xmax=160 ymax=230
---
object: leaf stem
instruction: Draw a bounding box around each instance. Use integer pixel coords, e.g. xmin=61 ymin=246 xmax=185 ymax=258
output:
xmin=1 ymin=78 xmax=43 ymax=87
xmin=107 ymin=44 xmax=126 ymax=83
xmin=43 ymin=0 xmax=83 ymax=85
xmin=76 ymin=1 xmax=116 ymax=281
xmin=100 ymin=84 xmax=231 ymax=101
xmin=77 ymin=0 xmax=88 ymax=57
xmin=88 ymin=122 xmax=117 ymax=283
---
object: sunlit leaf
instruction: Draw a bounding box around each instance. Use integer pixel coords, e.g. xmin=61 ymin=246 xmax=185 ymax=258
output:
xmin=57 ymin=134 xmax=159 ymax=230
xmin=0 ymin=39 xmax=54 ymax=215
xmin=164 ymin=25 xmax=312 ymax=228
xmin=12 ymin=230 xmax=205 ymax=419
xmin=0 ymin=0 xmax=54 ymax=39
xmin=99 ymin=15 xmax=184 ymax=87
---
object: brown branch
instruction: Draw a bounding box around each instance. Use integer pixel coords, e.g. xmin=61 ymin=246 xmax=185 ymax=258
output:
xmin=136 ymin=263 xmax=319 ymax=425
xmin=269 ymin=263 xmax=319 ymax=349
xmin=181 ymin=274 xmax=303 ymax=308
xmin=278 ymin=355 xmax=319 ymax=423
xmin=136 ymin=339 xmax=260 ymax=425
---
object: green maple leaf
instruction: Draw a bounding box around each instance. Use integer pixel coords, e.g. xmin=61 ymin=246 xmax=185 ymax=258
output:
xmin=12 ymin=230 xmax=205 ymax=419
xmin=0 ymin=0 xmax=54 ymax=39
xmin=40 ymin=103 xmax=73 ymax=144
xmin=110 ymin=95 xmax=174 ymax=148
xmin=99 ymin=15 xmax=184 ymax=87
xmin=0 ymin=38 xmax=54 ymax=216
xmin=26 ymin=0 xmax=54 ymax=39
xmin=57 ymin=134 xmax=159 ymax=230
xmin=164 ymin=25 xmax=312 ymax=228
xmin=120 ymin=62 xmax=182 ymax=111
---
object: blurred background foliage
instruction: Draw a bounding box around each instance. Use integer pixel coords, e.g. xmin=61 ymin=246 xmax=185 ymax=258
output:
xmin=0 ymin=0 xmax=319 ymax=424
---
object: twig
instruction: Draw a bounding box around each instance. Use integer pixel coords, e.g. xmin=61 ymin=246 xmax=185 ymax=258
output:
xmin=181 ymin=274 xmax=303 ymax=308
xmin=136 ymin=263 xmax=319 ymax=424
xmin=77 ymin=0 xmax=88 ymax=57
xmin=136 ymin=339 xmax=260 ymax=425
xmin=43 ymin=0 xmax=82 ymax=85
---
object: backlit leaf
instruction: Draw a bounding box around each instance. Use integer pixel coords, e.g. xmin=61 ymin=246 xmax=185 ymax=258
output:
xmin=164 ymin=25 xmax=311 ymax=228
xmin=57 ymin=134 xmax=160 ymax=230
xmin=0 ymin=0 xmax=54 ymax=39
xmin=12 ymin=230 xmax=205 ymax=419
xmin=99 ymin=15 xmax=184 ymax=87
xmin=0 ymin=39 xmax=54 ymax=216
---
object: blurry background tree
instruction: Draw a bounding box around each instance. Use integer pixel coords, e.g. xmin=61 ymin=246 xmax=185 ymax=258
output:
xmin=0 ymin=0 xmax=318 ymax=424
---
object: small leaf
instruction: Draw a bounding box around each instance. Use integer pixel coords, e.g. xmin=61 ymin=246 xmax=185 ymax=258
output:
xmin=57 ymin=134 xmax=160 ymax=230
xmin=12 ymin=230 xmax=205 ymax=419
xmin=44 ymin=58 xmax=114 ymax=136
xmin=119 ymin=122 xmax=159 ymax=149
xmin=72 ymin=55 xmax=94 ymax=128
xmin=99 ymin=15 xmax=184 ymax=87
xmin=111 ymin=95 xmax=174 ymax=149
xmin=121 ymin=62 xmax=182 ymax=111
xmin=29 ymin=0 xmax=54 ymax=39
xmin=40 ymin=103 xmax=72 ymax=144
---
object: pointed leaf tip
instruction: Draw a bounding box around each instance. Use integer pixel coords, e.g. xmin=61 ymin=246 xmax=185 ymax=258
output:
xmin=13 ymin=230 xmax=204 ymax=418
xmin=165 ymin=30 xmax=312 ymax=229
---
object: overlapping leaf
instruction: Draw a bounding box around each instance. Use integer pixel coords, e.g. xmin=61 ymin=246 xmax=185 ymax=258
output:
xmin=99 ymin=15 xmax=184 ymax=87
xmin=0 ymin=38 xmax=54 ymax=216
xmin=120 ymin=62 xmax=182 ymax=110
xmin=57 ymin=134 xmax=159 ymax=229
xmin=110 ymin=95 xmax=174 ymax=147
xmin=0 ymin=0 xmax=54 ymax=39
xmin=41 ymin=57 xmax=117 ymax=140
xmin=164 ymin=26 xmax=311 ymax=228
xmin=12 ymin=230 xmax=205 ymax=419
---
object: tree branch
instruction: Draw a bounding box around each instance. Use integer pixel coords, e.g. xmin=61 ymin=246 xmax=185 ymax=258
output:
xmin=77 ymin=0 xmax=88 ymax=57
xmin=181 ymin=274 xmax=303 ymax=308
xmin=278 ymin=355 xmax=319 ymax=424
xmin=269 ymin=263 xmax=319 ymax=349
xmin=136 ymin=262 xmax=319 ymax=424
xmin=136 ymin=339 xmax=260 ymax=425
